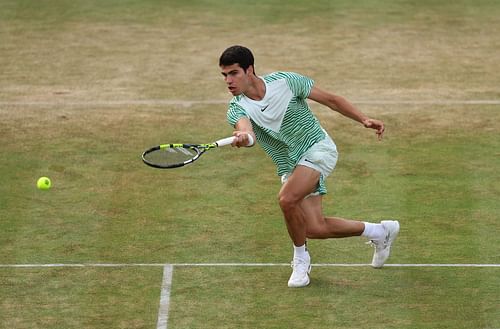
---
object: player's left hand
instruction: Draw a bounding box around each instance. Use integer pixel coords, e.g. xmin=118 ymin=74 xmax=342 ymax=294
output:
xmin=362 ymin=119 xmax=385 ymax=140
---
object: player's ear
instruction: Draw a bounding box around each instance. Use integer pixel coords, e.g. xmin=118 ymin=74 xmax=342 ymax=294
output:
xmin=247 ymin=65 xmax=255 ymax=76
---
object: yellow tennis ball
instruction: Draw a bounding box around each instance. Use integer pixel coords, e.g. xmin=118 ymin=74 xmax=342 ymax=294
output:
xmin=37 ymin=177 xmax=52 ymax=190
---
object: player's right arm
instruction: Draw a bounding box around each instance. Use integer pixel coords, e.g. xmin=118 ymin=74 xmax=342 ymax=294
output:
xmin=232 ymin=117 xmax=256 ymax=148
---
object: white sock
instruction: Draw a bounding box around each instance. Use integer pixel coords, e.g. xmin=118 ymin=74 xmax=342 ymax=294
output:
xmin=293 ymin=243 xmax=308 ymax=259
xmin=361 ymin=222 xmax=385 ymax=240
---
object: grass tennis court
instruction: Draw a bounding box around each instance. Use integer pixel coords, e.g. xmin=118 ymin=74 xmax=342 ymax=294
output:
xmin=1 ymin=1 xmax=499 ymax=328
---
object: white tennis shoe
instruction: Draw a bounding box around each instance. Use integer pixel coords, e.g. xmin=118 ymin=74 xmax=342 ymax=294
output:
xmin=368 ymin=220 xmax=400 ymax=268
xmin=288 ymin=253 xmax=311 ymax=288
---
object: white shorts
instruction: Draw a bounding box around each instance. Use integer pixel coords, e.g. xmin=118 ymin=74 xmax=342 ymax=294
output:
xmin=281 ymin=133 xmax=338 ymax=196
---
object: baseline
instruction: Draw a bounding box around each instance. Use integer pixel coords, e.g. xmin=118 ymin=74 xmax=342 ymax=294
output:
xmin=1 ymin=99 xmax=500 ymax=107
xmin=1 ymin=263 xmax=499 ymax=268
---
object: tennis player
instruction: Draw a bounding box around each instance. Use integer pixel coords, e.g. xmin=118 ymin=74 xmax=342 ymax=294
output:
xmin=219 ymin=45 xmax=399 ymax=288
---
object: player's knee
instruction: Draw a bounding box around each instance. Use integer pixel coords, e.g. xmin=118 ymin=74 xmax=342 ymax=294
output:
xmin=278 ymin=191 xmax=300 ymax=212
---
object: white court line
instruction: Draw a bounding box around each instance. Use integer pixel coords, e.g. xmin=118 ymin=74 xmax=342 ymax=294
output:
xmin=0 ymin=100 xmax=226 ymax=107
xmin=1 ymin=99 xmax=500 ymax=107
xmin=0 ymin=263 xmax=499 ymax=268
xmin=157 ymin=265 xmax=173 ymax=329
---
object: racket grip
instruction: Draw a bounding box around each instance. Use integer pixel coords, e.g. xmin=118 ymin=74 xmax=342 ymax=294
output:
xmin=215 ymin=134 xmax=254 ymax=147
xmin=215 ymin=136 xmax=236 ymax=147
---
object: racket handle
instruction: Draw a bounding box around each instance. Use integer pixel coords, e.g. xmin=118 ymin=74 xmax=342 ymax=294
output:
xmin=215 ymin=134 xmax=255 ymax=147
xmin=215 ymin=136 xmax=236 ymax=147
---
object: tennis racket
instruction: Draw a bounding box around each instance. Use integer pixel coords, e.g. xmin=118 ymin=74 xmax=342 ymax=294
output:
xmin=142 ymin=136 xmax=237 ymax=169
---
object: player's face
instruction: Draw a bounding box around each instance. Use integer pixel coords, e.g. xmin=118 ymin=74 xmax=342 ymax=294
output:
xmin=220 ymin=64 xmax=251 ymax=96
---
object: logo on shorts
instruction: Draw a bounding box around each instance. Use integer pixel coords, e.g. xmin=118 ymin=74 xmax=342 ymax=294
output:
xmin=260 ymin=105 xmax=269 ymax=112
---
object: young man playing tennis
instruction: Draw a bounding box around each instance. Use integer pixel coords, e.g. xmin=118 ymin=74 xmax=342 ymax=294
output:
xmin=219 ymin=45 xmax=400 ymax=288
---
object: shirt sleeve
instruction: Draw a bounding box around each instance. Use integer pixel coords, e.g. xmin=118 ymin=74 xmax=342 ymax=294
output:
xmin=283 ymin=72 xmax=314 ymax=99
xmin=226 ymin=101 xmax=248 ymax=127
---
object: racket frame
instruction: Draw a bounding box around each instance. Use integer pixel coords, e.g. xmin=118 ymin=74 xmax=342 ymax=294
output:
xmin=141 ymin=137 xmax=236 ymax=169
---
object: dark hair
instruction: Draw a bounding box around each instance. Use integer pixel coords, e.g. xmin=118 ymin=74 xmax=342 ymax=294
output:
xmin=219 ymin=45 xmax=255 ymax=74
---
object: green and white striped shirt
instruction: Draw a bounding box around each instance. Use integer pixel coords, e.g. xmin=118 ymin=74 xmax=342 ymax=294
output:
xmin=227 ymin=71 xmax=326 ymax=177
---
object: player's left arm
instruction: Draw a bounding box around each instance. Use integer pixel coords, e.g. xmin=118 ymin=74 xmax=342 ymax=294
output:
xmin=308 ymin=86 xmax=385 ymax=140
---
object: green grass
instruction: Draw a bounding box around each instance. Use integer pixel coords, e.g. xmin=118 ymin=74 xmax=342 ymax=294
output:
xmin=0 ymin=267 xmax=162 ymax=328
xmin=1 ymin=0 xmax=500 ymax=328
xmin=170 ymin=267 xmax=499 ymax=329
xmin=1 ymin=105 xmax=499 ymax=328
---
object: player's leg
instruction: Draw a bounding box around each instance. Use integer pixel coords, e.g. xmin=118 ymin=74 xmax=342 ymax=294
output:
xmin=300 ymin=195 xmax=400 ymax=268
xmin=300 ymin=195 xmax=365 ymax=239
xmin=278 ymin=165 xmax=319 ymax=287
xmin=278 ymin=165 xmax=320 ymax=247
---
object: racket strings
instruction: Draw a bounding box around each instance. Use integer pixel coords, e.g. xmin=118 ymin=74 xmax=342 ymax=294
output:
xmin=144 ymin=146 xmax=199 ymax=167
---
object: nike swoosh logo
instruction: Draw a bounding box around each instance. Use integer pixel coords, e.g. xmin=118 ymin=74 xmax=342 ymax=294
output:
xmin=260 ymin=105 xmax=269 ymax=112
xmin=384 ymin=231 xmax=391 ymax=247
